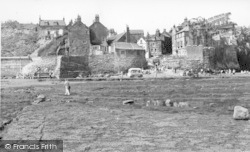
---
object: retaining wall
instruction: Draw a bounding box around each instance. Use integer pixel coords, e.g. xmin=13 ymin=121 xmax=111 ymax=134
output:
xmin=1 ymin=56 xmax=32 ymax=77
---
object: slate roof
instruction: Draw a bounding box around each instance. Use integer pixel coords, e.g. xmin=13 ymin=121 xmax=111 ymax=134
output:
xmin=39 ymin=20 xmax=66 ymax=26
xmin=114 ymin=42 xmax=144 ymax=50
xmin=162 ymin=31 xmax=171 ymax=37
xmin=107 ymin=30 xmax=144 ymax=42
xmin=130 ymin=30 xmax=144 ymax=34
xmin=177 ymin=26 xmax=189 ymax=33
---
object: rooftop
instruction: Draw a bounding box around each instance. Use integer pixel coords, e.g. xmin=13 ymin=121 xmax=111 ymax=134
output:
xmin=39 ymin=20 xmax=66 ymax=26
xmin=114 ymin=42 xmax=144 ymax=50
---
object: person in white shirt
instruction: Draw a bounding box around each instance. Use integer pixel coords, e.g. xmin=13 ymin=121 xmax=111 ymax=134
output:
xmin=64 ymin=79 xmax=71 ymax=96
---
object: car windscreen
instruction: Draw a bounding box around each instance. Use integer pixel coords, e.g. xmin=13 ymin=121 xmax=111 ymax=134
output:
xmin=131 ymin=70 xmax=141 ymax=73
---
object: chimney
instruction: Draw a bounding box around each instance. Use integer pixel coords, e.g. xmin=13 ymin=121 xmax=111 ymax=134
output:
xmin=77 ymin=15 xmax=81 ymax=22
xmin=156 ymin=29 xmax=160 ymax=37
xmin=163 ymin=29 xmax=166 ymax=33
xmin=184 ymin=17 xmax=188 ymax=23
xmin=109 ymin=28 xmax=114 ymax=35
xmin=63 ymin=17 xmax=65 ymax=21
xmin=95 ymin=14 xmax=99 ymax=22
xmin=126 ymin=25 xmax=130 ymax=43
xmin=39 ymin=15 xmax=41 ymax=21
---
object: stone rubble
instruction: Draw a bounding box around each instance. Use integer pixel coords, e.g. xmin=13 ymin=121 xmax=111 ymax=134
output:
xmin=123 ymin=100 xmax=134 ymax=105
xmin=32 ymin=94 xmax=46 ymax=105
xmin=233 ymin=106 xmax=249 ymax=120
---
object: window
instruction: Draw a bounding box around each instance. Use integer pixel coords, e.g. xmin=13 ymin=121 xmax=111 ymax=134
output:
xmin=140 ymin=40 xmax=143 ymax=44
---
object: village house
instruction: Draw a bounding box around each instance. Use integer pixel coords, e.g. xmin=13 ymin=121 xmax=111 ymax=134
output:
xmin=146 ymin=29 xmax=172 ymax=57
xmin=105 ymin=26 xmax=147 ymax=71
xmin=207 ymin=12 xmax=237 ymax=45
xmin=171 ymin=13 xmax=237 ymax=57
xmin=129 ymin=30 xmax=144 ymax=43
xmin=89 ymin=15 xmax=109 ymax=55
xmin=37 ymin=17 xmax=66 ymax=39
xmin=113 ymin=42 xmax=147 ymax=72
xmin=114 ymin=42 xmax=145 ymax=59
xmin=67 ymin=15 xmax=91 ymax=56
xmin=137 ymin=37 xmax=149 ymax=58
xmin=107 ymin=26 xmax=144 ymax=53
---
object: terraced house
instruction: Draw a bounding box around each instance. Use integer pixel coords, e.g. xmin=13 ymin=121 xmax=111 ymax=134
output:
xmin=37 ymin=17 xmax=66 ymax=39
xmin=146 ymin=29 xmax=172 ymax=57
xmin=89 ymin=15 xmax=109 ymax=55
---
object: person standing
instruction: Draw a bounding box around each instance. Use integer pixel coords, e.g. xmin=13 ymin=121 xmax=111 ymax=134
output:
xmin=64 ymin=79 xmax=71 ymax=96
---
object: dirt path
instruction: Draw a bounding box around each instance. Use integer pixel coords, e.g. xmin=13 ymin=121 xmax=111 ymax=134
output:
xmin=1 ymin=77 xmax=250 ymax=151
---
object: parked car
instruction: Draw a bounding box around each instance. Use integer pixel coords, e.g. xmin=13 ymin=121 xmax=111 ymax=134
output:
xmin=127 ymin=68 xmax=143 ymax=78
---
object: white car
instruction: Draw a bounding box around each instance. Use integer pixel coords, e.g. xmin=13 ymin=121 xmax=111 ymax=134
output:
xmin=127 ymin=68 xmax=143 ymax=78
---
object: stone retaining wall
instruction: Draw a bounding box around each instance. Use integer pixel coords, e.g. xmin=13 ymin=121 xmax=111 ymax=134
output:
xmin=1 ymin=56 xmax=32 ymax=77
xmin=54 ymin=56 xmax=90 ymax=78
xmin=89 ymin=54 xmax=115 ymax=74
xmin=21 ymin=56 xmax=57 ymax=76
xmin=114 ymin=55 xmax=148 ymax=72
xmin=157 ymin=46 xmax=216 ymax=70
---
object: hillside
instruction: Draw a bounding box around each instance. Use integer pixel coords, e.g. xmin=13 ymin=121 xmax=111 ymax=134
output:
xmin=1 ymin=21 xmax=39 ymax=57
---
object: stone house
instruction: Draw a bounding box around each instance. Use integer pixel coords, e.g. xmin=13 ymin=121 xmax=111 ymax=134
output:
xmin=171 ymin=17 xmax=210 ymax=56
xmin=113 ymin=42 xmax=147 ymax=72
xmin=146 ymin=29 xmax=172 ymax=57
xmin=130 ymin=30 xmax=144 ymax=43
xmin=107 ymin=26 xmax=144 ymax=53
xmin=67 ymin=15 xmax=90 ymax=57
xmin=89 ymin=15 xmax=109 ymax=55
xmin=37 ymin=17 xmax=66 ymax=39
xmin=171 ymin=14 xmax=236 ymax=57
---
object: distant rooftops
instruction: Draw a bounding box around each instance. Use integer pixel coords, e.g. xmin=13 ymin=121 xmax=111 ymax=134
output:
xmin=39 ymin=18 xmax=66 ymax=26
xmin=130 ymin=30 xmax=144 ymax=34
xmin=107 ymin=30 xmax=144 ymax=42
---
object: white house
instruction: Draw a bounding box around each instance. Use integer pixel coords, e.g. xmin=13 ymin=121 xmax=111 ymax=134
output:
xmin=137 ymin=37 xmax=149 ymax=58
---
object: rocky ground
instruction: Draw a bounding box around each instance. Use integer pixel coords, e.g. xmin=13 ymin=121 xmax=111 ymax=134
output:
xmin=1 ymin=77 xmax=250 ymax=151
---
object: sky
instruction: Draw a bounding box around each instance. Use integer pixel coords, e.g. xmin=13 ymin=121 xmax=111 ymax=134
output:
xmin=1 ymin=0 xmax=250 ymax=34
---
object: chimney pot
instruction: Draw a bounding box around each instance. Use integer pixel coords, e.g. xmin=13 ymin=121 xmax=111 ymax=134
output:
xmin=95 ymin=14 xmax=99 ymax=22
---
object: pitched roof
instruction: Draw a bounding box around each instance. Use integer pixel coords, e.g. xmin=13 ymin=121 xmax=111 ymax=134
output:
xmin=107 ymin=29 xmax=144 ymax=42
xmin=114 ymin=42 xmax=144 ymax=50
xmin=177 ymin=26 xmax=189 ymax=33
xmin=147 ymin=34 xmax=164 ymax=41
xmin=162 ymin=31 xmax=171 ymax=37
xmin=107 ymin=32 xmax=125 ymax=41
xmin=39 ymin=20 xmax=66 ymax=26
xmin=130 ymin=30 xmax=144 ymax=34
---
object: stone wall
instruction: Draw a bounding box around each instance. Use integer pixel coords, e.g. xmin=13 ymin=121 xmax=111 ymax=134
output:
xmin=89 ymin=54 xmax=115 ymax=74
xmin=214 ymin=45 xmax=240 ymax=69
xmin=54 ymin=56 xmax=90 ymax=78
xmin=114 ymin=54 xmax=148 ymax=72
xmin=22 ymin=56 xmax=57 ymax=76
xmin=1 ymin=56 xmax=32 ymax=77
xmin=186 ymin=45 xmax=203 ymax=60
xmin=203 ymin=47 xmax=216 ymax=69
xmin=157 ymin=46 xmax=216 ymax=70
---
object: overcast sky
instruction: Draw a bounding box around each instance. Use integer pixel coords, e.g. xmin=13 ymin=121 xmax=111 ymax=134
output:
xmin=1 ymin=0 xmax=250 ymax=34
